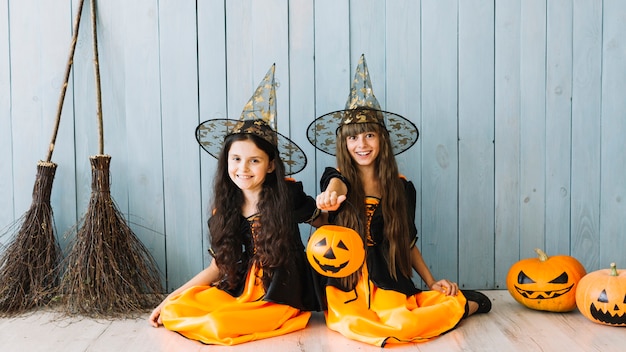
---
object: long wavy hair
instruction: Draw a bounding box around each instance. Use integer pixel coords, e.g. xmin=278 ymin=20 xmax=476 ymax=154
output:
xmin=335 ymin=122 xmax=412 ymax=287
xmin=209 ymin=133 xmax=292 ymax=290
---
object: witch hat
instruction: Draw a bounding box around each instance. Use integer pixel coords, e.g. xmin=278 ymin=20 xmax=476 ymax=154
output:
xmin=196 ymin=65 xmax=307 ymax=175
xmin=307 ymin=54 xmax=419 ymax=156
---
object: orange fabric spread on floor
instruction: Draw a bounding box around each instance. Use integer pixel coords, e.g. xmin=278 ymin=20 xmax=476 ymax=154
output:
xmin=325 ymin=262 xmax=467 ymax=347
xmin=160 ymin=266 xmax=311 ymax=346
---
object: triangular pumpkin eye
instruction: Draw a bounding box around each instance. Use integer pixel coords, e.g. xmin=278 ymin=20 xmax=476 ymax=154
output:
xmin=337 ymin=240 xmax=348 ymax=250
xmin=623 ymin=295 xmax=626 ymax=304
xmin=517 ymin=271 xmax=535 ymax=284
xmin=598 ymin=289 xmax=609 ymax=303
xmin=315 ymin=238 xmax=327 ymax=247
xmin=548 ymin=272 xmax=569 ymax=284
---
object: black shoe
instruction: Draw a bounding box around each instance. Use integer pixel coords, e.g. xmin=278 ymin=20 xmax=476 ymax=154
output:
xmin=461 ymin=290 xmax=492 ymax=314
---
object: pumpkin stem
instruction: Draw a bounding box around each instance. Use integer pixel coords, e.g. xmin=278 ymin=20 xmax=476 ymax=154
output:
xmin=534 ymin=248 xmax=548 ymax=262
xmin=610 ymin=262 xmax=618 ymax=276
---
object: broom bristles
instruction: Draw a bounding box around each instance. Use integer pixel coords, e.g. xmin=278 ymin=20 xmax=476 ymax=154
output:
xmin=0 ymin=161 xmax=62 ymax=317
xmin=60 ymin=155 xmax=164 ymax=317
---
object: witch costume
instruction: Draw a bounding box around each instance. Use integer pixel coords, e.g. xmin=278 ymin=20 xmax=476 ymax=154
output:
xmin=307 ymin=55 xmax=485 ymax=347
xmin=159 ymin=65 xmax=320 ymax=345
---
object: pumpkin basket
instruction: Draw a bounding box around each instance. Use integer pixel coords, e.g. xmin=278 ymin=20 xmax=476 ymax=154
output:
xmin=306 ymin=225 xmax=365 ymax=278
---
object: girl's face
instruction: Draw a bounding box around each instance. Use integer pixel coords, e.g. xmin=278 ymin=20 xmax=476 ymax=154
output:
xmin=346 ymin=131 xmax=380 ymax=168
xmin=227 ymin=140 xmax=275 ymax=193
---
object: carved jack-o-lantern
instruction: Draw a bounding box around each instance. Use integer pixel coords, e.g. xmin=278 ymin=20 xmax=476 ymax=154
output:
xmin=306 ymin=225 xmax=365 ymax=278
xmin=506 ymin=248 xmax=586 ymax=312
xmin=576 ymin=262 xmax=626 ymax=326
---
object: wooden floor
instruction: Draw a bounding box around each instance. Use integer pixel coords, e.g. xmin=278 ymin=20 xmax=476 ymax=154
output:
xmin=1 ymin=290 xmax=624 ymax=351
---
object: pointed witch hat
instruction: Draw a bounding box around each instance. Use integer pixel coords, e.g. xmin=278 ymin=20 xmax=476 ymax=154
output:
xmin=195 ymin=65 xmax=307 ymax=175
xmin=307 ymin=54 xmax=419 ymax=156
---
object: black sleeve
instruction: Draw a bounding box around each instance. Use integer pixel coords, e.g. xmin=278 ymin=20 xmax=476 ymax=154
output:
xmin=403 ymin=178 xmax=419 ymax=245
xmin=286 ymin=179 xmax=318 ymax=224
xmin=319 ymin=167 xmax=350 ymax=195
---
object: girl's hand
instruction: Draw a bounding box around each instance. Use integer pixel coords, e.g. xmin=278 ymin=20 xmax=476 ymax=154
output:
xmin=429 ymin=279 xmax=459 ymax=296
xmin=316 ymin=190 xmax=346 ymax=211
xmin=148 ymin=304 xmax=164 ymax=327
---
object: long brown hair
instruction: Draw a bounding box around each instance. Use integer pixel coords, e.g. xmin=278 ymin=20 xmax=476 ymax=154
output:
xmin=209 ymin=133 xmax=292 ymax=290
xmin=335 ymin=122 xmax=412 ymax=286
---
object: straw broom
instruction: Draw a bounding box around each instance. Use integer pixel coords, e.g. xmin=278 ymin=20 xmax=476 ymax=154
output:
xmin=0 ymin=0 xmax=86 ymax=317
xmin=59 ymin=0 xmax=163 ymax=317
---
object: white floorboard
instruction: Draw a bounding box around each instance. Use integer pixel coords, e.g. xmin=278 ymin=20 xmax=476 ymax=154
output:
xmin=1 ymin=291 xmax=624 ymax=351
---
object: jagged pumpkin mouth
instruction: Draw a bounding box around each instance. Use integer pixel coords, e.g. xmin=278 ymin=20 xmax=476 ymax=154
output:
xmin=589 ymin=303 xmax=626 ymax=325
xmin=513 ymin=284 xmax=574 ymax=299
xmin=313 ymin=257 xmax=349 ymax=274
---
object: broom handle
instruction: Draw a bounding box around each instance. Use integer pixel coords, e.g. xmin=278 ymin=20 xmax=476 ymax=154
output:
xmin=90 ymin=0 xmax=104 ymax=155
xmin=46 ymin=0 xmax=87 ymax=162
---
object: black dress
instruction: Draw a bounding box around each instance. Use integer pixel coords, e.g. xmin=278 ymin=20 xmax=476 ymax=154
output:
xmin=319 ymin=167 xmax=421 ymax=296
xmin=209 ymin=179 xmax=320 ymax=311
xmin=316 ymin=167 xmax=467 ymax=347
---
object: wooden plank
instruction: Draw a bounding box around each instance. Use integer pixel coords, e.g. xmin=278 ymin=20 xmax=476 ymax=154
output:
xmin=8 ymin=0 xmax=68 ymax=216
xmin=225 ymin=0 xmax=254 ymax=120
xmin=224 ymin=0 xmax=291 ymax=148
xmin=102 ymin=0 xmax=166 ymax=276
xmin=3 ymin=292 xmax=626 ymax=351
xmin=0 ymin=0 xmax=13 ymax=233
xmin=5 ymin=0 xmax=78 ymax=250
xmin=158 ymin=0 xmax=204 ymax=291
xmin=458 ymin=0 xmax=495 ymax=289
xmin=71 ymin=0 xmax=101 ymax=227
xmin=251 ymin=0 xmax=289 ymax=136
xmin=599 ymin=0 xmax=626 ymax=270
xmin=288 ymin=0 xmax=318 ymax=242
xmin=385 ymin=0 xmax=422 ymax=286
xmin=91 ymin=318 xmax=180 ymax=352
xmin=0 ymin=311 xmax=110 ymax=352
xmin=420 ymin=0 xmax=459 ymax=282
xmin=494 ymin=0 xmax=522 ymax=288
xmin=349 ymin=0 xmax=386 ymax=101
xmin=51 ymin=0 xmax=81 ymax=250
xmin=197 ymin=0 xmax=227 ymax=269
xmin=518 ymin=0 xmax=546 ymax=255
xmin=312 ymin=0 xmax=350 ymax=177
xmin=570 ymin=0 xmax=602 ymax=271
xmin=545 ymin=0 xmax=573 ymax=256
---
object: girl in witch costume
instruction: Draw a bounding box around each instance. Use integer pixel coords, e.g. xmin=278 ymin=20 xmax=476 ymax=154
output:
xmin=307 ymin=55 xmax=491 ymax=347
xmin=149 ymin=65 xmax=323 ymax=345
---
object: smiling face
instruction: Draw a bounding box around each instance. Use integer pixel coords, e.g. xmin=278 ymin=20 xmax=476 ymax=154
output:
xmin=227 ymin=139 xmax=275 ymax=194
xmin=576 ymin=263 xmax=626 ymax=326
xmin=306 ymin=225 xmax=365 ymax=278
xmin=346 ymin=131 xmax=380 ymax=168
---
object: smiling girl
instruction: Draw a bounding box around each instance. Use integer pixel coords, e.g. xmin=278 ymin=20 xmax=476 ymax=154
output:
xmin=307 ymin=55 xmax=491 ymax=347
xmin=149 ymin=66 xmax=322 ymax=345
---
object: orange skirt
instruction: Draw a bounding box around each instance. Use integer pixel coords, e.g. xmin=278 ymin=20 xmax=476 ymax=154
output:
xmin=325 ymin=264 xmax=467 ymax=346
xmin=160 ymin=266 xmax=311 ymax=345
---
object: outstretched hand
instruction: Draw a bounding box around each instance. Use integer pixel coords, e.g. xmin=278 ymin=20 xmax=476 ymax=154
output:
xmin=316 ymin=190 xmax=346 ymax=211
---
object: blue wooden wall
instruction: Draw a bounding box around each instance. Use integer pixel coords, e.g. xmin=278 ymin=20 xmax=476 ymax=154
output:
xmin=1 ymin=0 xmax=625 ymax=292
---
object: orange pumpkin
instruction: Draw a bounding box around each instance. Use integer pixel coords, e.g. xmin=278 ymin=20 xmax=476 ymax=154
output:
xmin=306 ymin=225 xmax=365 ymax=278
xmin=506 ymin=248 xmax=586 ymax=312
xmin=576 ymin=262 xmax=626 ymax=326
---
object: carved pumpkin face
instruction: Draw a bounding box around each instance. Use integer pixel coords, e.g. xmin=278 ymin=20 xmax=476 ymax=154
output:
xmin=506 ymin=248 xmax=586 ymax=312
xmin=306 ymin=225 xmax=365 ymax=278
xmin=576 ymin=263 xmax=626 ymax=326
